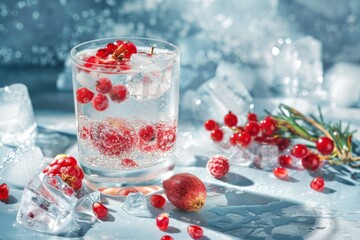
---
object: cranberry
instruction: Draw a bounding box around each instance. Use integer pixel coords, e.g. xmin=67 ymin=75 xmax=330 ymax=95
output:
xmin=245 ymin=121 xmax=260 ymax=136
xmin=279 ymin=155 xmax=292 ymax=166
xmin=302 ymin=153 xmax=320 ymax=171
xmin=156 ymin=212 xmax=169 ymax=231
xmin=0 ymin=183 xmax=9 ymax=202
xmin=211 ymin=128 xmax=223 ymax=142
xmin=247 ymin=112 xmax=258 ymax=122
xmin=150 ymin=194 xmax=166 ymax=208
xmin=96 ymin=48 xmax=108 ymax=58
xmin=92 ymin=94 xmax=109 ymax=111
xmin=109 ymin=84 xmax=128 ymax=103
xmin=92 ymin=202 xmax=108 ymax=219
xmin=310 ymin=176 xmax=325 ymax=191
xmin=84 ymin=56 xmax=98 ymax=68
xmin=187 ymin=225 xmax=204 ymax=239
xmin=229 ymin=132 xmax=240 ymax=145
xmin=204 ymin=119 xmax=217 ymax=131
xmin=122 ymin=158 xmax=138 ymax=168
xmin=260 ymin=116 xmax=277 ymax=136
xmin=113 ymin=41 xmax=138 ymax=60
xmin=96 ymin=78 xmax=112 ymax=94
xmin=273 ymin=167 xmax=288 ymax=178
xmin=139 ymin=125 xmax=155 ymax=141
xmin=291 ymin=144 xmax=308 ymax=158
xmin=106 ymin=43 xmax=117 ymax=54
xmin=237 ymin=131 xmax=252 ymax=147
xmin=121 ymin=41 xmax=138 ymax=59
xmin=316 ymin=136 xmax=334 ymax=155
xmin=224 ymin=111 xmax=238 ymax=127
xmin=76 ymin=87 xmax=94 ymax=104
xmin=160 ymin=236 xmax=174 ymax=240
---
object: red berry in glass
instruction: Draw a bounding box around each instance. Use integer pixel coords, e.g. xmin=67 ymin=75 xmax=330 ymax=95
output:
xmin=92 ymin=202 xmax=108 ymax=219
xmin=316 ymin=136 xmax=334 ymax=155
xmin=84 ymin=56 xmax=97 ymax=68
xmin=224 ymin=111 xmax=238 ymax=127
xmin=96 ymin=78 xmax=112 ymax=94
xmin=237 ymin=131 xmax=252 ymax=147
xmin=187 ymin=225 xmax=204 ymax=239
xmin=229 ymin=132 xmax=240 ymax=145
xmin=310 ymin=176 xmax=325 ymax=191
xmin=204 ymin=119 xmax=217 ymax=131
xmin=260 ymin=116 xmax=277 ymax=136
xmin=112 ymin=41 xmax=138 ymax=60
xmin=211 ymin=128 xmax=223 ymax=142
xmin=160 ymin=236 xmax=174 ymax=240
xmin=156 ymin=123 xmax=177 ymax=151
xmin=139 ymin=125 xmax=155 ymax=141
xmin=96 ymin=48 xmax=108 ymax=58
xmin=109 ymin=84 xmax=128 ymax=103
xmin=0 ymin=183 xmax=9 ymax=202
xmin=245 ymin=121 xmax=260 ymax=136
xmin=122 ymin=158 xmax=138 ymax=168
xmin=279 ymin=155 xmax=292 ymax=166
xmin=156 ymin=212 xmax=169 ymax=231
xmin=273 ymin=167 xmax=288 ymax=178
xmin=92 ymin=94 xmax=109 ymax=111
xmin=76 ymin=87 xmax=94 ymax=104
xmin=302 ymin=153 xmax=320 ymax=171
xmin=291 ymin=144 xmax=308 ymax=158
xmin=247 ymin=112 xmax=258 ymax=122
xmin=106 ymin=43 xmax=117 ymax=54
xmin=150 ymin=194 xmax=166 ymax=208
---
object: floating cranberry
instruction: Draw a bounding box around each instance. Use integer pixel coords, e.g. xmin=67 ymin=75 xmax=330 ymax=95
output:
xmin=245 ymin=121 xmax=260 ymax=136
xmin=121 ymin=41 xmax=138 ymax=59
xmin=247 ymin=112 xmax=258 ymax=122
xmin=76 ymin=87 xmax=94 ymax=104
xmin=84 ymin=56 xmax=98 ymax=68
xmin=302 ymin=153 xmax=320 ymax=171
xmin=224 ymin=111 xmax=238 ymax=127
xmin=187 ymin=225 xmax=204 ymax=239
xmin=279 ymin=155 xmax=292 ymax=166
xmin=211 ymin=128 xmax=223 ymax=142
xmin=310 ymin=176 xmax=325 ymax=191
xmin=273 ymin=167 xmax=288 ymax=178
xmin=0 ymin=183 xmax=9 ymax=202
xmin=92 ymin=94 xmax=109 ymax=111
xmin=160 ymin=236 xmax=174 ymax=240
xmin=139 ymin=125 xmax=155 ymax=142
xmin=156 ymin=212 xmax=169 ymax=231
xmin=109 ymin=84 xmax=128 ymax=103
xmin=291 ymin=144 xmax=308 ymax=158
xmin=96 ymin=48 xmax=108 ymax=58
xmin=121 ymin=158 xmax=138 ymax=168
xmin=113 ymin=41 xmax=138 ymax=60
xmin=204 ymin=119 xmax=217 ymax=131
xmin=150 ymin=194 xmax=166 ymax=208
xmin=92 ymin=202 xmax=108 ymax=219
xmin=316 ymin=136 xmax=334 ymax=155
xmin=106 ymin=43 xmax=117 ymax=54
xmin=260 ymin=116 xmax=277 ymax=136
xmin=237 ymin=131 xmax=252 ymax=147
xmin=96 ymin=78 xmax=112 ymax=94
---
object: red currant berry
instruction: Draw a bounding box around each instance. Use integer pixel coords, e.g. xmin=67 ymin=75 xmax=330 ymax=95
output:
xmin=260 ymin=116 xmax=277 ymax=136
xmin=316 ymin=136 xmax=334 ymax=155
xmin=273 ymin=167 xmax=288 ymax=178
xmin=76 ymin=87 xmax=94 ymax=104
xmin=115 ymin=40 xmax=124 ymax=46
xmin=291 ymin=144 xmax=308 ymax=158
xmin=302 ymin=153 xmax=320 ymax=171
xmin=247 ymin=112 xmax=258 ymax=122
xmin=187 ymin=225 xmax=204 ymax=239
xmin=310 ymin=176 xmax=325 ymax=191
xmin=122 ymin=158 xmax=138 ymax=168
xmin=92 ymin=94 xmax=109 ymax=111
xmin=156 ymin=212 xmax=169 ymax=231
xmin=96 ymin=78 xmax=112 ymax=94
xmin=106 ymin=43 xmax=117 ymax=54
xmin=224 ymin=111 xmax=238 ymax=127
xmin=211 ymin=128 xmax=223 ymax=142
xmin=279 ymin=155 xmax=292 ymax=166
xmin=122 ymin=41 xmax=138 ymax=59
xmin=96 ymin=48 xmax=108 ymax=58
xmin=84 ymin=56 xmax=98 ymax=68
xmin=160 ymin=236 xmax=174 ymax=240
xmin=109 ymin=84 xmax=128 ymax=103
xmin=150 ymin=194 xmax=166 ymax=208
xmin=139 ymin=125 xmax=155 ymax=141
xmin=0 ymin=183 xmax=9 ymax=202
xmin=229 ymin=132 xmax=240 ymax=145
xmin=237 ymin=131 xmax=252 ymax=147
xmin=204 ymin=119 xmax=217 ymax=131
xmin=92 ymin=202 xmax=108 ymax=219
xmin=245 ymin=121 xmax=260 ymax=136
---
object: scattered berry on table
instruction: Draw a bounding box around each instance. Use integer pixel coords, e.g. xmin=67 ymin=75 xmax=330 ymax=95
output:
xmin=278 ymin=155 xmax=292 ymax=166
xmin=0 ymin=183 xmax=9 ymax=202
xmin=92 ymin=202 xmax=108 ymax=219
xmin=310 ymin=176 xmax=325 ymax=191
xmin=187 ymin=225 xmax=204 ymax=239
xmin=156 ymin=212 xmax=169 ymax=231
xmin=302 ymin=153 xmax=320 ymax=171
xmin=316 ymin=136 xmax=334 ymax=155
xmin=273 ymin=167 xmax=289 ymax=178
xmin=150 ymin=194 xmax=166 ymax=208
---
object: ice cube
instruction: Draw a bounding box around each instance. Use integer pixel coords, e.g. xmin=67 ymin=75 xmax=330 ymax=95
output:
xmin=0 ymin=145 xmax=45 ymax=189
xmin=174 ymin=131 xmax=195 ymax=166
xmin=252 ymin=143 xmax=279 ymax=170
xmin=74 ymin=190 xmax=101 ymax=223
xmin=0 ymin=83 xmax=37 ymax=146
xmin=120 ymin=192 xmax=149 ymax=216
xmin=16 ymin=174 xmax=79 ymax=235
xmin=228 ymin=144 xmax=256 ymax=166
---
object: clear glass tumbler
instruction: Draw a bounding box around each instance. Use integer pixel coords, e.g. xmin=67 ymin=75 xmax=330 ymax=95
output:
xmin=70 ymin=37 xmax=180 ymax=188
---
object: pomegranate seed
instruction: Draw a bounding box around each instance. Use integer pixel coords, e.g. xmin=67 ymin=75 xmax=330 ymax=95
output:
xmin=229 ymin=132 xmax=240 ymax=145
xmin=273 ymin=167 xmax=288 ymax=178
xmin=310 ymin=176 xmax=325 ymax=191
xmin=109 ymin=84 xmax=128 ymax=103
xmin=76 ymin=87 xmax=94 ymax=104
xmin=156 ymin=212 xmax=169 ymax=231
xmin=84 ymin=56 xmax=97 ymax=68
xmin=150 ymin=194 xmax=166 ymax=208
xmin=187 ymin=225 xmax=204 ymax=239
xmin=160 ymin=236 xmax=174 ymax=240
xmin=115 ymin=40 xmax=124 ymax=46
xmin=224 ymin=111 xmax=238 ymax=127
xmin=247 ymin=112 xmax=258 ymax=122
xmin=106 ymin=43 xmax=117 ymax=54
xmin=92 ymin=202 xmax=108 ymax=219
xmin=96 ymin=48 xmax=108 ymax=58
xmin=121 ymin=41 xmax=138 ymax=59
xmin=237 ymin=131 xmax=252 ymax=147
xmin=279 ymin=155 xmax=292 ymax=166
xmin=302 ymin=153 xmax=320 ymax=171
xmin=204 ymin=119 xmax=217 ymax=131
xmin=316 ymin=136 xmax=334 ymax=155
xmin=260 ymin=116 xmax=277 ymax=136
xmin=139 ymin=125 xmax=155 ymax=141
xmin=245 ymin=121 xmax=260 ymax=136
xmin=96 ymin=78 xmax=112 ymax=94
xmin=92 ymin=94 xmax=109 ymax=111
xmin=291 ymin=144 xmax=308 ymax=158
xmin=211 ymin=128 xmax=223 ymax=142
xmin=0 ymin=183 xmax=9 ymax=202
xmin=122 ymin=158 xmax=138 ymax=168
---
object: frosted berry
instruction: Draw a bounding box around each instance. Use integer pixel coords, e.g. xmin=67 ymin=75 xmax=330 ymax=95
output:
xmin=247 ymin=112 xmax=258 ymax=122
xmin=92 ymin=94 xmax=109 ymax=111
xmin=92 ymin=202 xmax=108 ymax=219
xmin=224 ymin=111 xmax=238 ymax=127
xmin=273 ymin=167 xmax=288 ymax=178
xmin=0 ymin=183 xmax=9 ymax=202
xmin=310 ymin=176 xmax=325 ymax=191
xmin=156 ymin=123 xmax=177 ymax=151
xmin=211 ymin=128 xmax=223 ymax=142
xmin=207 ymin=155 xmax=230 ymax=178
xmin=96 ymin=78 xmax=112 ymax=94
xmin=76 ymin=87 xmax=94 ymax=104
xmin=150 ymin=194 xmax=166 ymax=208
xmin=316 ymin=136 xmax=334 ymax=155
xmin=187 ymin=225 xmax=204 ymax=239
xmin=245 ymin=121 xmax=260 ymax=136
xmin=160 ymin=236 xmax=174 ymax=240
xmin=156 ymin=212 xmax=169 ymax=231
xmin=302 ymin=153 xmax=320 ymax=171
xmin=109 ymin=84 xmax=128 ymax=103
xmin=291 ymin=144 xmax=308 ymax=158
xmin=260 ymin=116 xmax=277 ymax=136
xmin=237 ymin=131 xmax=252 ymax=147
xmin=279 ymin=155 xmax=292 ymax=166
xmin=204 ymin=119 xmax=217 ymax=131
xmin=139 ymin=125 xmax=155 ymax=142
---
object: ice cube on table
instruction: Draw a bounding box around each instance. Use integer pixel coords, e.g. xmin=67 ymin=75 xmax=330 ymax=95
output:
xmin=228 ymin=144 xmax=256 ymax=166
xmin=74 ymin=190 xmax=101 ymax=223
xmin=174 ymin=131 xmax=195 ymax=166
xmin=252 ymin=143 xmax=279 ymax=170
xmin=0 ymin=145 xmax=45 ymax=189
xmin=0 ymin=83 xmax=37 ymax=146
xmin=16 ymin=174 xmax=79 ymax=235
xmin=120 ymin=192 xmax=149 ymax=216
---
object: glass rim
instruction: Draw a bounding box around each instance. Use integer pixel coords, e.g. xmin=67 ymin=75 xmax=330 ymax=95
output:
xmin=70 ymin=37 xmax=180 ymax=70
